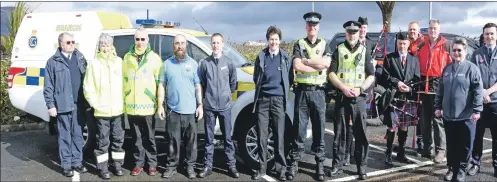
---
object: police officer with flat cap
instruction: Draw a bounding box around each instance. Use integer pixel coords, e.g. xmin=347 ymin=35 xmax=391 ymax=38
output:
xmin=327 ymin=20 xmax=375 ymax=180
xmin=287 ymin=11 xmax=332 ymax=181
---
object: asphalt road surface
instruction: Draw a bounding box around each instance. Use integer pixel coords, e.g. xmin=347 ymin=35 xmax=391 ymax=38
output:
xmin=1 ymin=122 xmax=495 ymax=181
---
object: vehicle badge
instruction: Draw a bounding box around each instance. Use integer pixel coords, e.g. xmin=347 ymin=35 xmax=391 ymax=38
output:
xmin=185 ymin=64 xmax=191 ymax=72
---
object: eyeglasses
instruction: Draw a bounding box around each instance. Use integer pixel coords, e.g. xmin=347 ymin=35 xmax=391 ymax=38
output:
xmin=66 ymin=41 xmax=75 ymax=45
xmin=452 ymin=49 xmax=463 ymax=52
xmin=135 ymin=38 xmax=146 ymax=41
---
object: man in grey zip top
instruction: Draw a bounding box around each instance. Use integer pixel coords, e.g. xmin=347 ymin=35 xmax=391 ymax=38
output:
xmin=197 ymin=33 xmax=240 ymax=179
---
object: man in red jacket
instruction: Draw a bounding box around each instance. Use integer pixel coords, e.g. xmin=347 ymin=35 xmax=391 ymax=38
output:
xmin=417 ymin=19 xmax=451 ymax=164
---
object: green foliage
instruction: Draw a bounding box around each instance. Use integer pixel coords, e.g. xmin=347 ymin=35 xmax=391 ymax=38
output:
xmin=229 ymin=41 xmax=296 ymax=64
xmin=0 ymin=60 xmax=25 ymax=125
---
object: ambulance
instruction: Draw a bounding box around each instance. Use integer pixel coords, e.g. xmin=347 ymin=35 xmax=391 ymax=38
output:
xmin=7 ymin=11 xmax=296 ymax=169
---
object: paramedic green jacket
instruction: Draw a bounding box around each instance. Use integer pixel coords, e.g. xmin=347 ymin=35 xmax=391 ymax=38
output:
xmin=122 ymin=44 xmax=163 ymax=116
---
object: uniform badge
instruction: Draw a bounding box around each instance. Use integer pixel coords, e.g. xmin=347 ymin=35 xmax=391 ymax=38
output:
xmin=185 ymin=64 xmax=191 ymax=72
xmin=344 ymin=54 xmax=349 ymax=59
xmin=316 ymin=49 xmax=320 ymax=55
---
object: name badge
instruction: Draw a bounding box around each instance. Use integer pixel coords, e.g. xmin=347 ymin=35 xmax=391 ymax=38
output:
xmin=185 ymin=65 xmax=191 ymax=72
xmin=221 ymin=66 xmax=227 ymax=70
xmin=457 ymin=74 xmax=464 ymax=77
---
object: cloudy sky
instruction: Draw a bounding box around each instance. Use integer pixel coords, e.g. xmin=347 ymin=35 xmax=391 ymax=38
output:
xmin=1 ymin=1 xmax=496 ymax=42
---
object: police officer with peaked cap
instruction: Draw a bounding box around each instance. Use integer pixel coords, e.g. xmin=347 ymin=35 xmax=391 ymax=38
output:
xmin=287 ymin=11 xmax=332 ymax=181
xmin=327 ymin=20 xmax=375 ymax=180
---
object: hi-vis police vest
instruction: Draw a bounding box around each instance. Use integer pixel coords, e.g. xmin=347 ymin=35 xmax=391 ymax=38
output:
xmin=337 ymin=43 xmax=366 ymax=87
xmin=122 ymin=45 xmax=163 ymax=116
xmin=295 ymin=38 xmax=328 ymax=85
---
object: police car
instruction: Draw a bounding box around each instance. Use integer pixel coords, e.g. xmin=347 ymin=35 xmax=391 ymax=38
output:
xmin=7 ymin=11 xmax=296 ymax=170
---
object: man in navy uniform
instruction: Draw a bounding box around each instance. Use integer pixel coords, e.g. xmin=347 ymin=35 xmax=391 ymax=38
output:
xmin=328 ymin=20 xmax=375 ymax=180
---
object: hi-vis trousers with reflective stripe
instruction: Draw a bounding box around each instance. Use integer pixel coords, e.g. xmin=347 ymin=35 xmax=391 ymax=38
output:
xmin=94 ymin=115 xmax=125 ymax=171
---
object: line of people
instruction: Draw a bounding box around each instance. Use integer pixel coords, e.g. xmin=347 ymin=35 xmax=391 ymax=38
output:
xmin=42 ymin=10 xmax=496 ymax=182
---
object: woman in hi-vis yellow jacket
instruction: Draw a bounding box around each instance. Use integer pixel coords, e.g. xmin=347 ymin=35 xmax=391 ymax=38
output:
xmin=83 ymin=33 xmax=125 ymax=180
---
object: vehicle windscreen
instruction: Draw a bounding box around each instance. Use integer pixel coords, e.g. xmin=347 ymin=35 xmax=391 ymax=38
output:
xmin=197 ymin=36 xmax=250 ymax=67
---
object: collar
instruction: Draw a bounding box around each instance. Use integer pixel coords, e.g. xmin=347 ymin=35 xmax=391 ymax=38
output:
xmin=398 ymin=51 xmax=407 ymax=58
xmin=305 ymin=37 xmax=320 ymax=45
xmin=213 ymin=53 xmax=223 ymax=59
xmin=486 ymin=44 xmax=496 ymax=51
xmin=269 ymin=49 xmax=279 ymax=56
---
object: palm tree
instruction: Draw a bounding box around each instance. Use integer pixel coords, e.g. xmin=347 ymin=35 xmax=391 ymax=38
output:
xmin=376 ymin=1 xmax=395 ymax=32
xmin=1 ymin=2 xmax=36 ymax=58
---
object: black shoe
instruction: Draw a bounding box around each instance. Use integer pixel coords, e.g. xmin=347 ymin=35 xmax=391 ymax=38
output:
xmin=287 ymin=162 xmax=298 ymax=180
xmin=252 ymin=170 xmax=265 ymax=180
xmin=162 ymin=168 xmax=177 ymax=179
xmin=396 ymin=153 xmax=411 ymax=164
xmin=198 ymin=167 xmax=212 ymax=178
xmin=187 ymin=166 xmax=196 ymax=179
xmin=385 ymin=152 xmax=393 ymax=165
xmin=99 ymin=170 xmax=111 ymax=180
xmin=444 ymin=168 xmax=453 ymax=181
xmin=229 ymin=167 xmax=240 ymax=178
xmin=357 ymin=166 xmax=367 ymax=180
xmin=73 ymin=165 xmax=88 ymax=173
xmin=327 ymin=167 xmax=342 ymax=177
xmin=467 ymin=165 xmax=480 ymax=176
xmin=113 ymin=168 xmax=124 ymax=176
xmin=344 ymin=154 xmax=351 ymax=166
xmin=63 ymin=169 xmax=74 ymax=177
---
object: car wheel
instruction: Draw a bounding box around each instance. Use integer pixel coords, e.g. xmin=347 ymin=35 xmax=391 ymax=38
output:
xmin=238 ymin=116 xmax=275 ymax=170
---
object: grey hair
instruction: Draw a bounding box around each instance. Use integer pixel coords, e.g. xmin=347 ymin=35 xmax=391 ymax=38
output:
xmin=453 ymin=37 xmax=468 ymax=50
xmin=429 ymin=19 xmax=440 ymax=25
xmin=135 ymin=27 xmax=148 ymax=38
xmin=58 ymin=32 xmax=74 ymax=47
xmin=98 ymin=33 xmax=113 ymax=46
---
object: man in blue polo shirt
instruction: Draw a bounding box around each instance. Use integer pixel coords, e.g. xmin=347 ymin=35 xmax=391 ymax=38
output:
xmin=157 ymin=34 xmax=203 ymax=179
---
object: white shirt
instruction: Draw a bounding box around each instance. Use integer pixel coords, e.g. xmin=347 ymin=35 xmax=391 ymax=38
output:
xmin=269 ymin=49 xmax=279 ymax=58
xmin=62 ymin=52 xmax=71 ymax=59
xmin=213 ymin=53 xmax=223 ymax=59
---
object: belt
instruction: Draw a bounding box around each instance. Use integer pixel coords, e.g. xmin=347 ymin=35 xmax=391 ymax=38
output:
xmin=296 ymin=84 xmax=324 ymax=91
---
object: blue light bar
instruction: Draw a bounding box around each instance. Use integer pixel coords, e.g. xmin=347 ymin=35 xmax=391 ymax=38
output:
xmin=420 ymin=28 xmax=428 ymax=32
xmin=136 ymin=19 xmax=157 ymax=25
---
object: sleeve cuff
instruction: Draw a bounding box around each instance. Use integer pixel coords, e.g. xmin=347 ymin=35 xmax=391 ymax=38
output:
xmin=47 ymin=103 xmax=55 ymax=109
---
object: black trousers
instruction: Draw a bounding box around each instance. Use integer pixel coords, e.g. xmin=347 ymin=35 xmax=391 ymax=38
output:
xmin=333 ymin=110 xmax=354 ymax=166
xmin=129 ymin=115 xmax=157 ymax=168
xmin=419 ymin=94 xmax=446 ymax=153
xmin=94 ymin=115 xmax=125 ymax=171
xmin=471 ymin=103 xmax=497 ymax=168
xmin=256 ymin=95 xmax=287 ymax=174
xmin=334 ymin=96 xmax=369 ymax=167
xmin=445 ymin=120 xmax=476 ymax=174
xmin=289 ymin=88 xmax=326 ymax=163
xmin=165 ymin=111 xmax=197 ymax=170
xmin=203 ymin=109 xmax=236 ymax=169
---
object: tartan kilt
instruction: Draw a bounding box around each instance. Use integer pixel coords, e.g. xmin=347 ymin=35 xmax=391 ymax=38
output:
xmin=393 ymin=102 xmax=418 ymax=127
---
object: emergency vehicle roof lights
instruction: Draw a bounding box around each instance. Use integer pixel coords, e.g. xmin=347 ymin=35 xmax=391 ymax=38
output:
xmin=420 ymin=28 xmax=428 ymax=32
xmin=136 ymin=18 xmax=181 ymax=28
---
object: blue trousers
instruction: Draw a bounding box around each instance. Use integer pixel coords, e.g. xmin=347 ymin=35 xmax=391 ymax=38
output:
xmin=57 ymin=103 xmax=85 ymax=170
xmin=203 ymin=109 xmax=236 ymax=169
xmin=445 ymin=120 xmax=476 ymax=174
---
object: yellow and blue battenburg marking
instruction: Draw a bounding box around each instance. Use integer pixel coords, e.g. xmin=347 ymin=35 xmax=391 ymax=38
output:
xmin=13 ymin=67 xmax=45 ymax=86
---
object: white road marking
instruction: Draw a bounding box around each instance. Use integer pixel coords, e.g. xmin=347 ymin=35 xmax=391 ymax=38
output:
xmin=323 ymin=128 xmax=493 ymax=181
xmin=368 ymin=144 xmax=424 ymax=164
xmin=262 ymin=174 xmax=276 ymax=181
xmin=484 ymin=137 xmax=493 ymax=142
xmin=72 ymin=171 xmax=80 ymax=182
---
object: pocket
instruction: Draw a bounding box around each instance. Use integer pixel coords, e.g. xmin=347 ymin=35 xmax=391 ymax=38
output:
xmin=54 ymin=68 xmax=66 ymax=93
xmin=144 ymin=88 xmax=157 ymax=103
